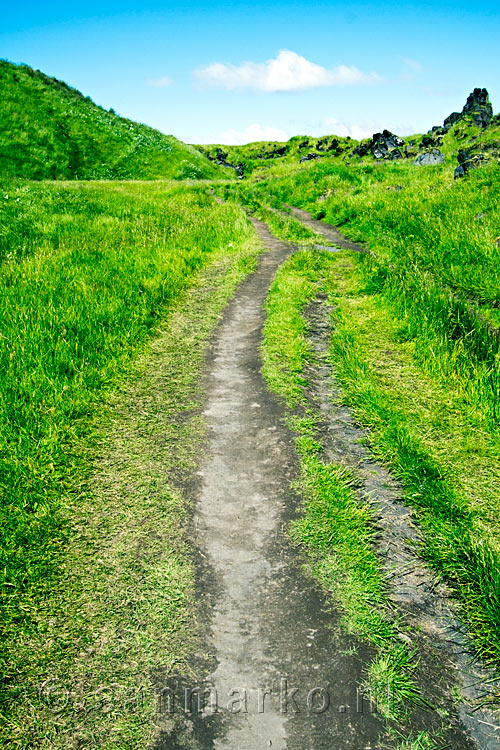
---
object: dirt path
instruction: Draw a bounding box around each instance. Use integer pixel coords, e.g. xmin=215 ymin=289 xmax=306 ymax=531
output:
xmin=158 ymin=219 xmax=386 ymax=748
xmin=156 ymin=214 xmax=498 ymax=749
xmin=285 ymin=205 xmax=366 ymax=253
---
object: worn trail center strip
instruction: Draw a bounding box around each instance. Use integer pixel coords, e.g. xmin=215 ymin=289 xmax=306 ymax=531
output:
xmin=159 ymin=219 xmax=385 ymax=748
xmin=158 ymin=212 xmax=498 ymax=748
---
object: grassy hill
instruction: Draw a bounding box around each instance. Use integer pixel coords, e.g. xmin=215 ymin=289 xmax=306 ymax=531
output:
xmin=200 ymin=87 xmax=500 ymax=179
xmin=0 ymin=60 xmax=225 ymax=180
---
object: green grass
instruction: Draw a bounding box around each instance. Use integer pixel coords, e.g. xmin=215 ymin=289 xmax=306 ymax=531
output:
xmin=0 ymin=60 xmax=225 ymax=180
xmin=392 ymin=731 xmax=439 ymax=750
xmin=0 ymin=180 xmax=261 ymax=746
xmin=200 ymin=133 xmax=355 ymax=178
xmin=261 ymin=193 xmax=500 ymax=662
xmin=262 ymin=249 xmax=422 ymax=720
xmin=259 ymin=198 xmax=500 ymax=659
xmin=325 ymin=253 xmax=500 ymax=667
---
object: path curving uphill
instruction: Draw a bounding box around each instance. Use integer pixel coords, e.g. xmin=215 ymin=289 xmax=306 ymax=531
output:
xmin=157 ymin=219 xmax=385 ymax=748
xmin=156 ymin=211 xmax=497 ymax=749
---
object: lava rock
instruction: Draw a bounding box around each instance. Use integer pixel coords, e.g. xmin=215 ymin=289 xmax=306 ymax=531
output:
xmin=316 ymin=137 xmax=341 ymax=153
xmin=444 ymin=111 xmax=462 ymax=130
xmin=431 ymin=126 xmax=447 ymax=136
xmin=300 ymin=152 xmax=320 ymax=163
xmin=355 ymin=129 xmax=404 ymax=160
xmin=454 ymin=148 xmax=488 ymax=178
xmin=414 ymin=149 xmax=446 ymax=166
xmin=462 ymin=87 xmax=493 ymax=127
xmin=352 ymin=141 xmax=370 ymax=157
xmin=387 ymin=148 xmax=403 ymax=160
xmin=205 ymin=147 xmax=245 ymax=177
xmin=443 ymin=88 xmax=493 ymax=131
xmin=420 ymin=134 xmax=442 ymax=149
xmin=316 ymin=137 xmax=329 ymax=151
xmin=256 ymin=145 xmax=288 ymax=160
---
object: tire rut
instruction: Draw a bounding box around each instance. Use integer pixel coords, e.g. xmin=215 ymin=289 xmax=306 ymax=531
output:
xmin=155 ymin=219 xmax=388 ymax=748
xmin=155 ymin=211 xmax=499 ymax=749
xmin=303 ymin=297 xmax=500 ymax=749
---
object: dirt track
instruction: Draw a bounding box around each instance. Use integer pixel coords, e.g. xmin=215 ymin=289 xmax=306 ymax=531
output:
xmin=156 ymin=214 xmax=499 ymax=749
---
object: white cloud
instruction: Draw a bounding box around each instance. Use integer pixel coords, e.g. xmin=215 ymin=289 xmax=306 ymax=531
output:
xmin=322 ymin=118 xmax=379 ymax=141
xmin=147 ymin=76 xmax=173 ymax=88
xmin=195 ymin=50 xmax=382 ymax=92
xmin=217 ymin=123 xmax=290 ymax=145
xmin=295 ymin=117 xmax=416 ymax=141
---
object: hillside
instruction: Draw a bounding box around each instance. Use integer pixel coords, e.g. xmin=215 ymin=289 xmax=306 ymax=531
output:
xmin=200 ymin=87 xmax=500 ymax=179
xmin=0 ymin=60 xmax=225 ymax=180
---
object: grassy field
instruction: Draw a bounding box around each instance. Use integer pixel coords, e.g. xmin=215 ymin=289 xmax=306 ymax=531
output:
xmin=2 ymin=58 xmax=500 ymax=743
xmin=0 ymin=180 xmax=261 ymax=746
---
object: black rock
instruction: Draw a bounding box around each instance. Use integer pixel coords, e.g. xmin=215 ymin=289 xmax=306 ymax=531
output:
xmin=421 ymin=134 xmax=442 ymax=148
xmin=463 ymin=87 xmax=493 ymax=127
xmin=256 ymin=145 xmax=288 ymax=160
xmin=431 ymin=126 xmax=447 ymax=135
xmin=454 ymin=147 xmax=488 ymax=178
xmin=444 ymin=111 xmax=462 ymax=130
xmin=387 ymin=148 xmax=403 ymax=160
xmin=457 ymin=149 xmax=472 ymax=165
xmin=353 ymin=130 xmax=404 ymax=160
xmin=353 ymin=141 xmax=370 ymax=157
xmin=207 ymin=147 xmax=246 ymax=177
xmin=300 ymin=152 xmax=320 ymax=163
xmin=443 ymin=88 xmax=493 ymax=131
xmin=373 ymin=146 xmax=387 ymax=160
xmin=316 ymin=136 xmax=342 ymax=153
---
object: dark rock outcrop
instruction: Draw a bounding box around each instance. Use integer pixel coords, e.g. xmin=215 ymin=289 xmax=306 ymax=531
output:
xmin=203 ymin=147 xmax=245 ymax=177
xmin=316 ymin=137 xmax=342 ymax=153
xmin=454 ymin=148 xmax=488 ymax=178
xmin=353 ymin=130 xmax=404 ymax=160
xmin=444 ymin=88 xmax=493 ymax=130
xmin=300 ymin=152 xmax=320 ymax=163
xmin=462 ymin=88 xmax=493 ymax=127
xmin=420 ymin=133 xmax=443 ymax=149
xmin=256 ymin=144 xmax=288 ymax=160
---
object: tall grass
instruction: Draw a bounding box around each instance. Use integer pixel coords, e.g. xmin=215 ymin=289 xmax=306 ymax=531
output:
xmin=0 ymin=180 xmax=253 ymax=694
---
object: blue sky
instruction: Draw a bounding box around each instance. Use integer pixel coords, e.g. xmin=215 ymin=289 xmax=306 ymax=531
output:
xmin=1 ymin=1 xmax=499 ymax=143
